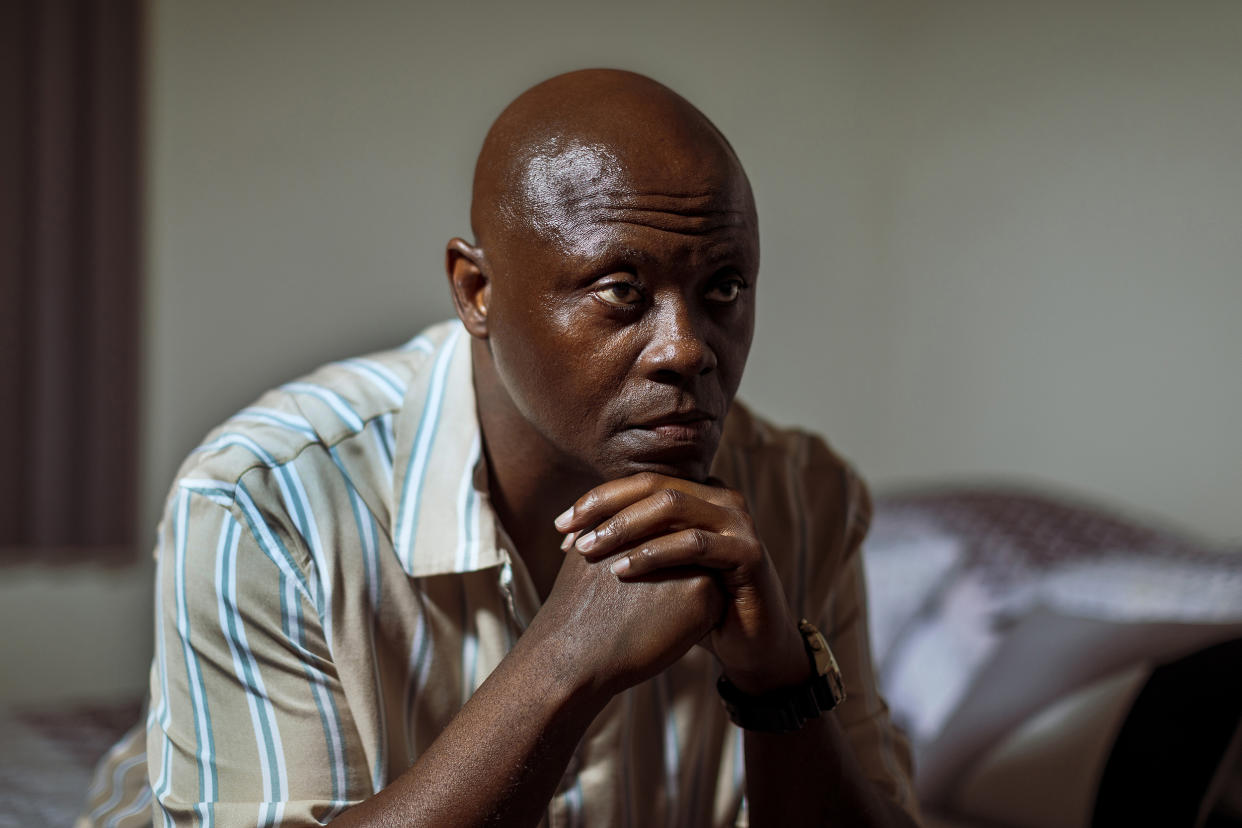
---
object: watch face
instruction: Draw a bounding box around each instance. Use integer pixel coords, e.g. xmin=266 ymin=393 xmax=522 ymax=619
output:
xmin=824 ymin=648 xmax=846 ymax=706
xmin=799 ymin=619 xmax=846 ymax=707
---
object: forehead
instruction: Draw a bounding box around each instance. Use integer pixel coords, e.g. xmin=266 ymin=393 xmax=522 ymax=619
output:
xmin=513 ymin=138 xmax=756 ymax=265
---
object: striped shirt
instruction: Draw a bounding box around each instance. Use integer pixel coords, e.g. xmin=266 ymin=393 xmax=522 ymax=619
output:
xmin=79 ymin=319 xmax=919 ymax=827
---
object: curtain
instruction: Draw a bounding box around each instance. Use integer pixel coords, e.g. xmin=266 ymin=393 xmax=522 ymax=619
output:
xmin=0 ymin=0 xmax=143 ymax=563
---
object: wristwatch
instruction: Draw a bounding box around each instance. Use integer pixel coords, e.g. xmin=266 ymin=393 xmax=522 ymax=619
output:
xmin=716 ymin=619 xmax=846 ymax=733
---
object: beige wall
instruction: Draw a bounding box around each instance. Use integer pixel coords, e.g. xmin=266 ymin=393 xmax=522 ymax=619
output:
xmin=5 ymin=0 xmax=1239 ymax=704
xmin=857 ymin=1 xmax=1242 ymax=539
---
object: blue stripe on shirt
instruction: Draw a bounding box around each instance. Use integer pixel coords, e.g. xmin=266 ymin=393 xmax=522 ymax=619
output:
xmin=394 ymin=326 xmax=461 ymax=570
xmin=215 ymin=514 xmax=289 ymax=812
xmin=339 ymin=357 xmax=407 ymax=406
xmin=282 ymin=382 xmax=366 ymax=433
xmin=174 ymin=491 xmax=218 ymax=823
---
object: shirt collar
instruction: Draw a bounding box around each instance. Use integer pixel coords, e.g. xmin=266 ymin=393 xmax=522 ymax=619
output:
xmin=390 ymin=321 xmax=504 ymax=578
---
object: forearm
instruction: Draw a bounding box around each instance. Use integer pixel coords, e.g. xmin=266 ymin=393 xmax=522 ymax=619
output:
xmin=332 ymin=634 xmax=604 ymax=828
xmin=744 ymin=714 xmax=918 ymax=828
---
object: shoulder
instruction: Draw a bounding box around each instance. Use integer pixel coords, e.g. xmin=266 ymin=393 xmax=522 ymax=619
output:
xmin=167 ymin=322 xmax=457 ymax=508
xmin=718 ymin=398 xmax=869 ymax=521
xmin=716 ymin=399 xmax=872 ymax=606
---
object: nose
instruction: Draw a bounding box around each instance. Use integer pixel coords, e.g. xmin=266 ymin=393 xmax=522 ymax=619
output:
xmin=639 ymin=297 xmax=717 ymax=383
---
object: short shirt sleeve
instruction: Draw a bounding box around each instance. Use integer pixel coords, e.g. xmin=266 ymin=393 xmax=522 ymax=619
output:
xmin=803 ymin=439 xmax=923 ymax=823
xmin=143 ymin=479 xmax=371 ymax=827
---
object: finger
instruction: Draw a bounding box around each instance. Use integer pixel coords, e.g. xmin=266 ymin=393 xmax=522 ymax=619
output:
xmin=574 ymin=487 xmax=735 ymax=559
xmin=609 ymin=528 xmax=751 ymax=579
xmin=554 ymin=471 xmax=739 ymax=534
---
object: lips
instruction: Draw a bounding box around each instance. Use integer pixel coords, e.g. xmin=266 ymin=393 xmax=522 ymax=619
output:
xmin=625 ymin=409 xmax=717 ymax=448
xmin=643 ymin=419 xmax=712 ymax=441
xmin=632 ymin=409 xmax=717 ymax=429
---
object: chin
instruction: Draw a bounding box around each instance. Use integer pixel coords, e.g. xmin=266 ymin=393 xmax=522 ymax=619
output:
xmin=606 ymin=451 xmax=716 ymax=483
xmin=589 ymin=427 xmax=723 ymax=483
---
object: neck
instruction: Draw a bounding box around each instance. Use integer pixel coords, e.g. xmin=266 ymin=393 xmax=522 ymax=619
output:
xmin=471 ymin=339 xmax=595 ymax=601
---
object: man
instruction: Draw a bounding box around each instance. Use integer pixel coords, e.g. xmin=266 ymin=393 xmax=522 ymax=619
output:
xmin=82 ymin=69 xmax=919 ymax=827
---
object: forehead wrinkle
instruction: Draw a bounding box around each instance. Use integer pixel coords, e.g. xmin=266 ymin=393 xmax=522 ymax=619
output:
xmin=595 ymin=201 xmax=745 ymax=220
xmin=586 ymin=185 xmax=750 ymax=238
xmin=564 ymin=186 xmax=750 ymax=238
xmin=565 ymin=193 xmax=744 ymax=221
xmin=592 ymin=215 xmax=745 ymax=238
xmin=587 ymin=189 xmax=741 ymax=211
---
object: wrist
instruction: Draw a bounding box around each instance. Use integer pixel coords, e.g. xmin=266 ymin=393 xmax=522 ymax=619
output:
xmin=718 ymin=619 xmax=846 ymax=733
xmin=509 ymin=624 xmax=613 ymax=723
xmin=518 ymin=607 xmax=640 ymax=710
xmin=721 ymin=625 xmax=811 ymax=695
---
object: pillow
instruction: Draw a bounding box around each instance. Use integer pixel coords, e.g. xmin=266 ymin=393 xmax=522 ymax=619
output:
xmin=861 ymin=511 xmax=963 ymax=667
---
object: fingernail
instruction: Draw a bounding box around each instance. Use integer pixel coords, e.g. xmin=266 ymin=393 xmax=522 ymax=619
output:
xmin=560 ymin=531 xmax=577 ymax=551
xmin=575 ymin=531 xmax=596 ymax=552
xmin=610 ymin=557 xmax=631 ymax=576
xmin=554 ymin=507 xmax=574 ymax=530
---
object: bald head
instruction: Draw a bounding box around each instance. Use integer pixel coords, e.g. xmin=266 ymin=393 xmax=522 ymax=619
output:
xmin=448 ymin=69 xmax=760 ymax=488
xmin=471 ymin=69 xmax=755 ymax=251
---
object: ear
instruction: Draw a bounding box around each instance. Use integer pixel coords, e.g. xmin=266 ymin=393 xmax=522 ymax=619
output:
xmin=445 ymin=237 xmax=491 ymax=338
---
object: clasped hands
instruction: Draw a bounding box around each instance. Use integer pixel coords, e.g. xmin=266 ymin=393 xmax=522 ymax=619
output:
xmin=542 ymin=472 xmax=811 ymax=700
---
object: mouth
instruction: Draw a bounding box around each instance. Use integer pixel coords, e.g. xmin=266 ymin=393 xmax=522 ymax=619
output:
xmin=628 ymin=409 xmax=717 ymax=443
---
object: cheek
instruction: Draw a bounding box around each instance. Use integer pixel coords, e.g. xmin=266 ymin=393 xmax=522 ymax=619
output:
xmin=714 ymin=311 xmax=755 ymax=386
xmin=490 ymin=309 xmax=632 ymax=437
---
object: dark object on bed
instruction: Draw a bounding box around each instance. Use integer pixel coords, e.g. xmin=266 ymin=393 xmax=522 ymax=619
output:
xmin=1094 ymin=637 xmax=1242 ymax=828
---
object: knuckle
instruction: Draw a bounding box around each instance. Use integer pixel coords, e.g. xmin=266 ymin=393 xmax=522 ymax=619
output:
xmin=602 ymin=510 xmax=627 ymax=538
xmin=688 ymin=528 xmax=712 ymax=558
xmin=576 ymin=492 xmax=598 ymax=515
xmin=658 ymin=487 xmax=685 ymax=510
xmin=723 ymin=487 xmax=747 ymax=509
xmin=732 ymin=511 xmax=756 ymax=537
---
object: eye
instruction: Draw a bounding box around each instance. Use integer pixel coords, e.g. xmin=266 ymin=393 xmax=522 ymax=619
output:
xmin=594 ymin=281 xmax=644 ymax=308
xmin=705 ymin=275 xmax=747 ymax=304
